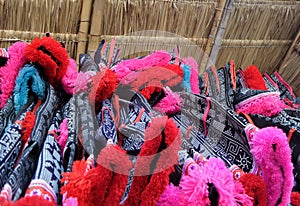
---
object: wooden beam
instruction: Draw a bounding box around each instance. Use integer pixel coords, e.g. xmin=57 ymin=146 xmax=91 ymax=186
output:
xmin=76 ymin=0 xmax=94 ymax=65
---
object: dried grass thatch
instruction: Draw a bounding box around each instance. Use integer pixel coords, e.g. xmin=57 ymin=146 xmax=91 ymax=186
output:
xmin=0 ymin=0 xmax=299 ymax=95
xmin=216 ymin=0 xmax=300 ymax=72
xmin=0 ymin=0 xmax=83 ymax=58
xmin=279 ymin=28 xmax=300 ymax=96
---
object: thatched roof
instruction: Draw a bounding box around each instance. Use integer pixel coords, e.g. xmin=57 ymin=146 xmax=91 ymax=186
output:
xmin=0 ymin=0 xmax=299 ymax=95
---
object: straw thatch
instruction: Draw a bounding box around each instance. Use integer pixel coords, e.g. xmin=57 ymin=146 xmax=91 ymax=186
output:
xmin=0 ymin=0 xmax=299 ymax=95
xmin=0 ymin=0 xmax=83 ymax=58
xmin=278 ymin=28 xmax=300 ymax=96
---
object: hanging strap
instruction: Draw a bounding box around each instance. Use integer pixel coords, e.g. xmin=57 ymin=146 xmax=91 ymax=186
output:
xmin=174 ymin=45 xmax=180 ymax=65
xmin=230 ymin=60 xmax=237 ymax=91
xmin=287 ymin=128 xmax=296 ymax=143
xmin=100 ymin=41 xmax=107 ymax=63
xmin=210 ymin=65 xmax=220 ymax=95
xmin=204 ymin=72 xmax=210 ymax=96
xmin=185 ymin=125 xmax=194 ymax=140
xmin=133 ymin=108 xmax=145 ymax=124
xmin=203 ymin=97 xmax=211 ymax=136
xmin=236 ymin=110 xmax=254 ymax=125
xmin=107 ymin=38 xmax=116 ymax=68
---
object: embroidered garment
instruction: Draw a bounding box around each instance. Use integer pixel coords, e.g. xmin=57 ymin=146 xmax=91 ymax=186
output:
xmin=175 ymin=92 xmax=254 ymax=172
xmin=61 ymin=97 xmax=79 ymax=172
xmin=0 ymin=102 xmax=35 ymax=189
xmin=74 ymin=91 xmax=97 ymax=158
xmin=5 ymin=84 xmax=58 ymax=201
xmin=30 ymin=133 xmax=64 ymax=204
xmin=0 ymin=97 xmax=15 ymax=137
xmin=95 ymin=99 xmax=118 ymax=145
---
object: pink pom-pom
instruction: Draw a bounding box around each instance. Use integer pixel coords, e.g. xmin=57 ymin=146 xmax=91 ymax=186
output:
xmin=113 ymin=50 xmax=171 ymax=82
xmin=251 ymin=127 xmax=293 ymax=206
xmin=61 ymin=58 xmax=78 ymax=95
xmin=157 ymin=184 xmax=181 ymax=206
xmin=74 ymin=71 xmax=95 ymax=94
xmin=235 ymin=92 xmax=285 ymax=117
xmin=0 ymin=42 xmax=28 ymax=108
xmin=153 ymin=87 xmax=182 ymax=115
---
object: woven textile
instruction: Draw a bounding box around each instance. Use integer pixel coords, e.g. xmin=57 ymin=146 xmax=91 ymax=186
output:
xmin=174 ymin=92 xmax=254 ymax=172
xmin=5 ymin=84 xmax=58 ymax=201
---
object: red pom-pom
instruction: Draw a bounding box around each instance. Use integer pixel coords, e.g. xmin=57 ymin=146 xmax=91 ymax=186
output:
xmin=61 ymin=157 xmax=110 ymax=206
xmin=243 ymin=65 xmax=267 ymax=91
xmin=239 ymin=173 xmax=267 ymax=206
xmin=291 ymin=192 xmax=300 ymax=206
xmin=13 ymin=196 xmax=55 ymax=206
xmin=24 ymin=36 xmax=69 ymax=87
xmin=88 ymin=69 xmax=118 ymax=113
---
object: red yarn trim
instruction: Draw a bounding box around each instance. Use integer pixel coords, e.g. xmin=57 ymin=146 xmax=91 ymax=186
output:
xmin=0 ymin=196 xmax=12 ymax=206
xmin=61 ymin=145 xmax=131 ymax=206
xmin=230 ymin=60 xmax=237 ymax=91
xmin=20 ymin=100 xmax=42 ymax=144
xmin=103 ymin=154 xmax=133 ymax=205
xmin=129 ymin=65 xmax=183 ymax=99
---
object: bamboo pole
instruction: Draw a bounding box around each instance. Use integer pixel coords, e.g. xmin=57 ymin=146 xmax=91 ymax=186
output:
xmin=87 ymin=0 xmax=106 ymax=55
xmin=98 ymin=35 xmax=291 ymax=47
xmin=221 ymin=39 xmax=292 ymax=46
xmin=200 ymin=0 xmax=226 ymax=72
xmin=99 ymin=35 xmax=207 ymax=45
xmin=0 ymin=30 xmax=77 ymax=42
xmin=209 ymin=0 xmax=234 ymax=66
xmin=278 ymin=26 xmax=300 ymax=72
xmin=76 ymin=0 xmax=94 ymax=65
